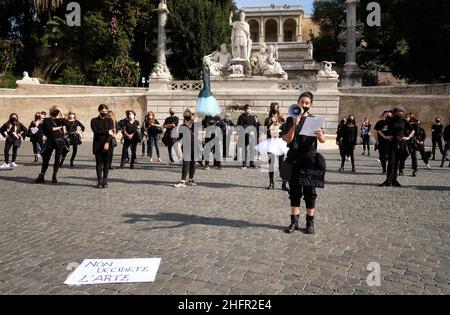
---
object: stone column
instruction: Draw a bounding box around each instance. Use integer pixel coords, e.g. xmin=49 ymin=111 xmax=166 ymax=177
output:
xmin=342 ymin=0 xmax=362 ymax=87
xmin=150 ymin=0 xmax=172 ymax=80
xmin=297 ymin=14 xmax=302 ymax=42
xmin=260 ymin=16 xmax=264 ymax=43
xmin=278 ymin=17 xmax=283 ymax=43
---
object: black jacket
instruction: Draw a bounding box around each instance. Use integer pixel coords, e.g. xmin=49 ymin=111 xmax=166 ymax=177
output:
xmin=91 ymin=116 xmax=114 ymax=155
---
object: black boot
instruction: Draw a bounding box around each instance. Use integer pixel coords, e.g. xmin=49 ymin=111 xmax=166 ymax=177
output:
xmin=51 ymin=173 xmax=58 ymax=184
xmin=33 ymin=173 xmax=45 ymax=184
xmin=70 ymin=159 xmax=74 ymax=168
xmin=305 ymin=215 xmax=315 ymax=234
xmin=34 ymin=155 xmax=38 ymax=162
xmin=281 ymin=180 xmax=289 ymax=191
xmin=96 ymin=180 xmax=102 ymax=189
xmin=284 ymin=215 xmax=299 ymax=234
xmin=102 ymin=179 xmax=108 ymax=189
xmin=412 ymin=169 xmax=418 ymax=177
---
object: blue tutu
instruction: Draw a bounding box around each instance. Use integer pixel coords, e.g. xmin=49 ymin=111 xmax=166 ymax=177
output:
xmin=197 ymin=96 xmax=221 ymax=117
xmin=196 ymin=65 xmax=221 ymax=116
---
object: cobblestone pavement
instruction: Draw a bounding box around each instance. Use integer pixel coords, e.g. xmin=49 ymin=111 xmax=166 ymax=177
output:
xmin=0 ymin=141 xmax=449 ymax=295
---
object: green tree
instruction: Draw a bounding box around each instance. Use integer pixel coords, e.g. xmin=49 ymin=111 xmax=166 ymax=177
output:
xmin=167 ymin=0 xmax=235 ymax=79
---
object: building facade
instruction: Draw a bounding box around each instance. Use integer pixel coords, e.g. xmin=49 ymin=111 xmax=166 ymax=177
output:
xmin=242 ymin=5 xmax=320 ymax=80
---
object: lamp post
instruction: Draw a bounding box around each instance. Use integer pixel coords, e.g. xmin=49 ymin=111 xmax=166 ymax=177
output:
xmin=136 ymin=61 xmax=140 ymax=87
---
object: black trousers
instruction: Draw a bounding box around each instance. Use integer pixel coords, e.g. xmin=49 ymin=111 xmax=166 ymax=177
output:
xmin=386 ymin=142 xmax=404 ymax=184
xmin=340 ymin=146 xmax=355 ymax=168
xmin=181 ymin=159 xmax=196 ymax=181
xmin=240 ymin=134 xmax=256 ymax=166
xmin=121 ymin=140 xmax=138 ymax=165
xmin=61 ymin=144 xmax=78 ymax=165
xmin=362 ymin=135 xmax=370 ymax=152
xmin=442 ymin=141 xmax=450 ymax=165
xmin=416 ymin=143 xmax=429 ymax=164
xmin=289 ymin=169 xmax=317 ymax=209
xmin=378 ymin=143 xmax=389 ymax=172
xmin=4 ymin=141 xmax=19 ymax=164
xmin=432 ymin=137 xmax=444 ymax=157
xmin=40 ymin=140 xmax=63 ymax=175
xmin=168 ymin=141 xmax=175 ymax=162
xmin=95 ymin=152 xmax=110 ymax=183
xmin=400 ymin=144 xmax=417 ymax=171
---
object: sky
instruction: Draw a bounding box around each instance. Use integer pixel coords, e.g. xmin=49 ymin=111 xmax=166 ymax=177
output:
xmin=235 ymin=0 xmax=314 ymax=14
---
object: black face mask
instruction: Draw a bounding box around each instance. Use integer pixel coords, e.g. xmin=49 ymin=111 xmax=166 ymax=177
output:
xmin=436 ymin=120 xmax=440 ymax=123
xmin=183 ymin=116 xmax=192 ymax=121
xmin=99 ymin=112 xmax=108 ymax=118
xmin=50 ymin=111 xmax=59 ymax=117
xmin=170 ymin=112 xmax=175 ymax=116
xmin=301 ymin=106 xmax=310 ymax=113
xmin=11 ymin=117 xmax=17 ymax=122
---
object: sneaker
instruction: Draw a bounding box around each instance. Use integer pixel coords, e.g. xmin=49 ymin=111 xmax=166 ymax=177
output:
xmin=174 ymin=181 xmax=187 ymax=188
xmin=204 ymin=166 xmax=210 ymax=170
xmin=376 ymin=159 xmax=381 ymax=162
xmin=241 ymin=166 xmax=247 ymax=169
xmin=426 ymin=164 xmax=432 ymax=169
xmin=0 ymin=163 xmax=11 ymax=169
xmin=187 ymin=180 xmax=197 ymax=186
xmin=150 ymin=158 xmax=154 ymax=163
xmin=11 ymin=162 xmax=18 ymax=167
xmin=158 ymin=158 xmax=162 ymax=163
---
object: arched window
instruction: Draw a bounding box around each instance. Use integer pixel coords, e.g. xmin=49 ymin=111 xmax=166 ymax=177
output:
xmin=283 ymin=18 xmax=297 ymax=42
xmin=265 ymin=19 xmax=278 ymax=43
xmin=248 ymin=20 xmax=260 ymax=43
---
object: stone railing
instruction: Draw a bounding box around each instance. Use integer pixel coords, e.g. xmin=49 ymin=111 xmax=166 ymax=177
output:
xmin=169 ymin=81 xmax=202 ymax=91
xmin=278 ymin=81 xmax=317 ymax=91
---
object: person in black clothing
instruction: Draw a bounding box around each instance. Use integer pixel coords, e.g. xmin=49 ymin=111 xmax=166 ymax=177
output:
xmin=441 ymin=117 xmax=450 ymax=168
xmin=283 ymin=92 xmax=326 ymax=235
xmin=0 ymin=113 xmax=28 ymax=169
xmin=374 ymin=111 xmax=392 ymax=174
xmin=379 ymin=107 xmax=415 ymax=187
xmin=91 ymin=104 xmax=114 ymax=188
xmin=336 ymin=117 xmax=347 ymax=161
xmin=143 ymin=111 xmax=163 ymax=163
xmin=60 ymin=111 xmax=85 ymax=168
xmin=431 ymin=117 xmax=444 ymax=160
xmin=119 ymin=110 xmax=141 ymax=169
xmin=163 ymin=108 xmax=179 ymax=164
xmin=361 ymin=118 xmax=371 ymax=156
xmin=202 ymin=115 xmax=225 ymax=169
xmin=338 ymin=115 xmax=357 ymax=172
xmin=27 ymin=112 xmax=44 ymax=162
xmin=222 ymin=113 xmax=235 ymax=160
xmin=415 ymin=121 xmax=432 ymax=168
xmin=174 ymin=108 xmax=198 ymax=187
xmin=33 ymin=107 xmax=65 ymax=184
xmin=399 ymin=114 xmax=431 ymax=177
xmin=107 ymin=110 xmax=119 ymax=170
xmin=237 ymin=104 xmax=259 ymax=169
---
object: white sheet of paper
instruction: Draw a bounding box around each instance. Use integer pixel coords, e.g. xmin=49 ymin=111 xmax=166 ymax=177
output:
xmin=63 ymin=258 xmax=161 ymax=285
xmin=30 ymin=127 xmax=39 ymax=134
xmin=299 ymin=117 xmax=325 ymax=137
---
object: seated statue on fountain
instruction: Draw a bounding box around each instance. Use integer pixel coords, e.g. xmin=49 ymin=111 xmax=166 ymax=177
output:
xmin=202 ymin=44 xmax=232 ymax=78
xmin=250 ymin=43 xmax=288 ymax=80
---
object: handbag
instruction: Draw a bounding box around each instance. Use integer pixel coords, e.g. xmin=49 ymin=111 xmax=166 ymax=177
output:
xmin=279 ymin=158 xmax=294 ymax=181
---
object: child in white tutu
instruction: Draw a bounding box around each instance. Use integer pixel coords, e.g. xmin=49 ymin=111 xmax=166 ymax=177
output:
xmin=256 ymin=105 xmax=289 ymax=190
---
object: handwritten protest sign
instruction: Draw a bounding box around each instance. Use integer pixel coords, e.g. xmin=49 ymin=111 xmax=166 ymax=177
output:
xmin=64 ymin=258 xmax=161 ymax=285
xmin=298 ymin=168 xmax=325 ymax=188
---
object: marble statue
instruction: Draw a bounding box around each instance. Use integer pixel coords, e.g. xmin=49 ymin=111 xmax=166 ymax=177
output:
xmin=318 ymin=61 xmax=339 ymax=78
xmin=307 ymin=41 xmax=314 ymax=59
xmin=203 ymin=44 xmax=232 ymax=77
xmin=16 ymin=71 xmax=40 ymax=85
xmin=151 ymin=63 xmax=172 ymax=80
xmin=250 ymin=43 xmax=287 ymax=79
xmin=229 ymin=11 xmax=252 ymax=61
